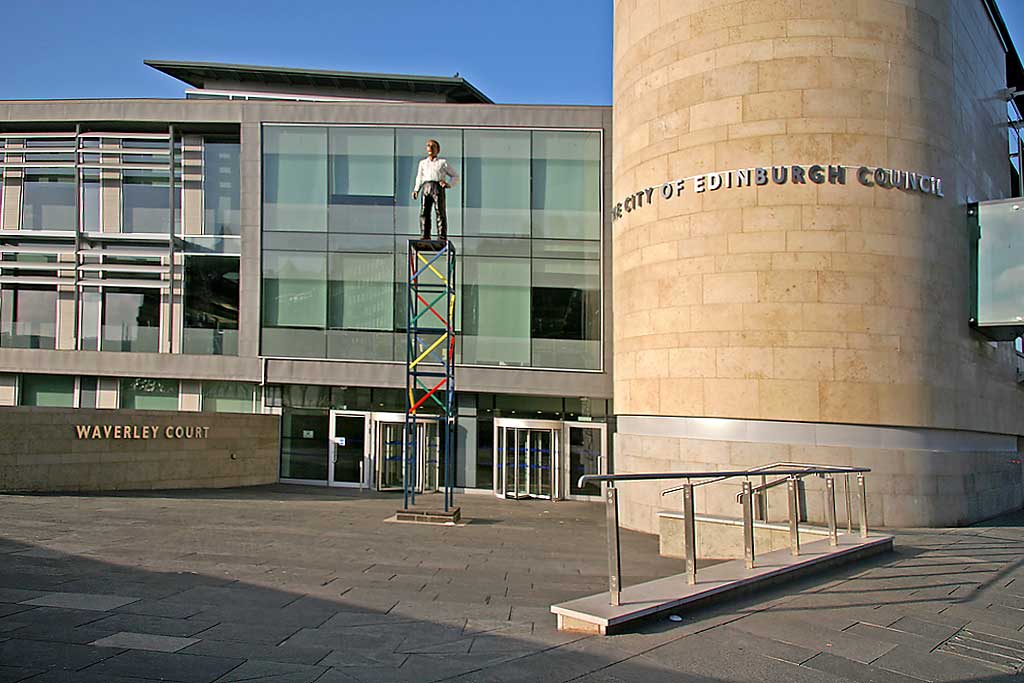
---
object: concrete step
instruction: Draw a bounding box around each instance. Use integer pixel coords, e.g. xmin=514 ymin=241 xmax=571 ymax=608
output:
xmin=551 ymin=532 xmax=893 ymax=634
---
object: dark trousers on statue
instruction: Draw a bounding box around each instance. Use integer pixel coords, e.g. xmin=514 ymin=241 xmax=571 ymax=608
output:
xmin=419 ymin=181 xmax=448 ymax=241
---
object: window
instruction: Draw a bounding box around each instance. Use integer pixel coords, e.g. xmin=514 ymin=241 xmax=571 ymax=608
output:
xmin=263 ymin=127 xmax=327 ymax=232
xmin=328 ymin=128 xmax=394 ymax=234
xmin=82 ymin=170 xmax=100 ymax=231
xmin=81 ymin=288 xmax=160 ymax=352
xmin=262 ymin=250 xmax=327 ymax=358
xmin=463 ymin=130 xmax=531 ymax=237
xmin=0 ymin=286 xmax=57 ymax=349
xmin=202 ymin=382 xmax=254 ymax=413
xmin=119 ymin=378 xmax=179 ymax=410
xmin=461 ymin=257 xmax=531 ymax=365
xmin=183 ymin=256 xmax=239 ymax=355
xmin=122 ymin=170 xmax=170 ymax=233
xmin=279 ymin=409 xmax=328 ymax=480
xmin=22 ymin=171 xmax=75 ymax=231
xmin=204 ymin=141 xmax=240 ymax=235
xmin=20 ymin=374 xmax=74 ymax=407
xmin=531 ymin=259 xmax=601 ymax=369
xmin=532 ymin=131 xmax=601 ymax=239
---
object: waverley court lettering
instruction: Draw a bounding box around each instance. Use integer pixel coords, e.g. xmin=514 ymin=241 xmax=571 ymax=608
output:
xmin=75 ymin=424 xmax=210 ymax=440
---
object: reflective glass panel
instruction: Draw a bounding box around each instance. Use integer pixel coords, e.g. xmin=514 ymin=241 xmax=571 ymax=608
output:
xmin=22 ymin=171 xmax=75 ymax=231
xmin=263 ymin=251 xmax=326 ymax=327
xmin=20 ymin=374 xmax=74 ymax=407
xmin=328 ymin=252 xmax=393 ymax=330
xmin=463 ymin=130 xmax=530 ymax=237
xmin=204 ymin=141 xmax=241 ymax=235
xmin=0 ymin=286 xmax=57 ymax=349
xmin=184 ymin=256 xmax=240 ymax=355
xmin=531 ymin=258 xmax=601 ymax=369
xmin=102 ymin=288 xmax=161 ymax=352
xmin=263 ymin=127 xmax=328 ymax=231
xmin=328 ymin=128 xmax=394 ymax=234
xmin=531 ymin=131 xmax=601 ymax=239
xmin=201 ymin=381 xmax=254 ymax=413
xmin=82 ymin=172 xmax=100 ymax=231
xmin=280 ymin=409 xmax=328 ymax=480
xmin=122 ymin=170 xmax=171 ymax=233
xmin=461 ymin=257 xmax=530 ymax=365
xmin=119 ymin=378 xmax=178 ymax=410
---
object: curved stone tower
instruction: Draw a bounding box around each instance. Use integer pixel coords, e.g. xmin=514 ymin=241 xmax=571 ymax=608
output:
xmin=612 ymin=0 xmax=1024 ymax=531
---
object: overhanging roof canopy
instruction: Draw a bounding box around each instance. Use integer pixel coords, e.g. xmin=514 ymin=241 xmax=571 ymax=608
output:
xmin=145 ymin=59 xmax=492 ymax=104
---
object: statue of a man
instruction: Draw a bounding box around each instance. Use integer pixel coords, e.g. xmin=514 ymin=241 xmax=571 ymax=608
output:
xmin=412 ymin=139 xmax=459 ymax=241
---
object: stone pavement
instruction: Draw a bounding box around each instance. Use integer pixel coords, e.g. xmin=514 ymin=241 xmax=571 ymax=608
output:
xmin=0 ymin=485 xmax=1020 ymax=682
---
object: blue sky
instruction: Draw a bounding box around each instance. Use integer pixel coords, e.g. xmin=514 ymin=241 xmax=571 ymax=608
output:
xmin=0 ymin=1 xmax=1022 ymax=105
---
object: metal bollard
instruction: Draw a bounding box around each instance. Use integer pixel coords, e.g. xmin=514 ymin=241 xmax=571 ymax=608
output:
xmin=787 ymin=476 xmax=800 ymax=556
xmin=857 ymin=473 xmax=869 ymax=539
xmin=825 ymin=475 xmax=838 ymax=546
xmin=682 ymin=483 xmax=697 ymax=585
xmin=606 ymin=485 xmax=622 ymax=606
xmin=741 ymin=481 xmax=755 ymax=569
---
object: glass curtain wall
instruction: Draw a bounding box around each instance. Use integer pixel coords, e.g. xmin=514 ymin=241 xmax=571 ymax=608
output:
xmin=203 ymin=141 xmax=241 ymax=235
xmin=80 ymin=288 xmax=160 ymax=352
xmin=201 ymin=381 xmax=254 ymax=412
xmin=262 ymin=125 xmax=602 ymax=370
xmin=22 ymin=171 xmax=75 ymax=231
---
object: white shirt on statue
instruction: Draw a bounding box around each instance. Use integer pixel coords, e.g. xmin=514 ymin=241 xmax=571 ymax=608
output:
xmin=414 ymin=157 xmax=459 ymax=192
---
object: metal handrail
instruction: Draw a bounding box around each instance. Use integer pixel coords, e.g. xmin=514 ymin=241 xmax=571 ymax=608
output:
xmin=579 ymin=465 xmax=872 ymax=607
xmin=657 ymin=462 xmax=869 ymax=496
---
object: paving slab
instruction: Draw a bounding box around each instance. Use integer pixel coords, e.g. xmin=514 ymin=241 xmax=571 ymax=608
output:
xmin=19 ymin=593 xmax=139 ymax=612
xmin=210 ymin=659 xmax=327 ymax=683
xmin=90 ymin=631 xmax=200 ymax=653
xmin=0 ymin=639 xmax=122 ymax=671
xmin=80 ymin=650 xmax=244 ymax=683
xmin=179 ymin=638 xmax=330 ymax=666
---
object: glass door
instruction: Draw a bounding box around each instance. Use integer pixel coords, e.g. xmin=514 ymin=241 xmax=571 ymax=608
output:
xmin=494 ymin=418 xmax=561 ymax=500
xmin=563 ymin=422 xmax=606 ymax=500
xmin=372 ymin=413 xmax=440 ymax=494
xmin=328 ymin=411 xmax=368 ymax=488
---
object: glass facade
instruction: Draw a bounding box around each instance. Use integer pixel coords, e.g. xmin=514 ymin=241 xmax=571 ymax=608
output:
xmin=122 ymin=170 xmax=171 ymax=233
xmin=261 ymin=125 xmax=602 ymax=369
xmin=20 ymin=374 xmax=74 ymax=407
xmin=183 ymin=256 xmax=240 ymax=355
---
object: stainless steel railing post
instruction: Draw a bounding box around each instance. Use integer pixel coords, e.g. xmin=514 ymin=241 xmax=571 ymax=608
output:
xmin=787 ymin=476 xmax=800 ymax=556
xmin=825 ymin=475 xmax=838 ymax=546
xmin=844 ymin=473 xmax=852 ymax=534
xmin=606 ymin=484 xmax=622 ymax=606
xmin=857 ymin=473 xmax=869 ymax=539
xmin=682 ymin=482 xmax=697 ymax=585
xmin=741 ymin=481 xmax=755 ymax=569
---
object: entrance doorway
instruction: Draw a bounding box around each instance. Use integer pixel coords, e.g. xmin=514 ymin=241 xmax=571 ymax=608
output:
xmin=328 ymin=411 xmax=440 ymax=492
xmin=493 ymin=419 xmax=606 ymax=501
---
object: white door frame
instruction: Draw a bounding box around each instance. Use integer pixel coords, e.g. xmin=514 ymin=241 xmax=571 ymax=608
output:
xmin=328 ymin=410 xmax=371 ymax=488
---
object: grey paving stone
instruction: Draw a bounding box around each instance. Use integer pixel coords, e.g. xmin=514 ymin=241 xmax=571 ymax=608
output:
xmin=871 ymin=644 xmax=1011 ymax=682
xmin=729 ymin=612 xmax=897 ymax=664
xmin=111 ymin=599 xmax=203 ymax=620
xmin=844 ymin=622 xmax=941 ymax=651
xmin=0 ymin=639 xmax=122 ymax=671
xmin=884 ymin=615 xmax=962 ymax=645
xmin=19 ymin=592 xmax=139 ymax=612
xmin=11 ymin=623 xmax=121 ymax=645
xmin=0 ymin=665 xmax=42 ymax=683
xmin=180 ymin=638 xmax=330 ymax=666
xmin=91 ymin=631 xmax=200 ymax=653
xmin=801 ymin=652 xmax=927 ymax=683
xmin=14 ymin=671 xmax=152 ymax=683
xmin=316 ymin=650 xmax=409 ymax=668
xmin=81 ymin=650 xmax=244 ymax=683
xmin=192 ymin=621 xmax=303 ymax=645
xmin=210 ymin=659 xmax=327 ymax=683
xmin=89 ymin=613 xmax=218 ymax=638
xmin=0 ymin=590 xmax=46 ymax=605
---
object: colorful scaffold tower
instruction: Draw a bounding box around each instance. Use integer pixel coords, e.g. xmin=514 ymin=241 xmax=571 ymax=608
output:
xmin=404 ymin=239 xmax=457 ymax=512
